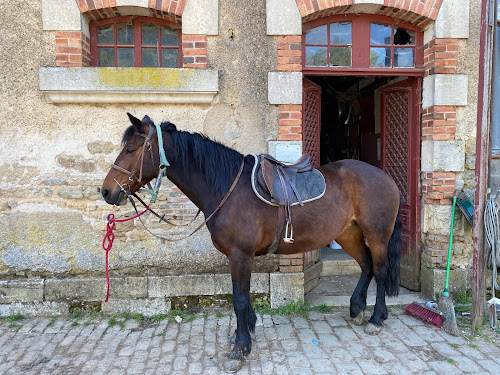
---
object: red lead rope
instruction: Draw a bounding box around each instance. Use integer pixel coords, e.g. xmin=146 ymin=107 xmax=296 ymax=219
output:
xmin=102 ymin=207 xmax=150 ymax=302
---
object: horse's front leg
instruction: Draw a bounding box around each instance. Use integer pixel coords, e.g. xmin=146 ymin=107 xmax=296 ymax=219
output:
xmin=224 ymin=249 xmax=256 ymax=373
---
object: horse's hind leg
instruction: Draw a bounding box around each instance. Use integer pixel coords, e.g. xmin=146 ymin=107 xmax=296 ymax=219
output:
xmin=224 ymin=249 xmax=257 ymax=373
xmin=336 ymin=225 xmax=373 ymax=325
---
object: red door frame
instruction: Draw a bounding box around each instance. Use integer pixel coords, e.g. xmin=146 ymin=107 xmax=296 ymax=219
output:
xmin=302 ymin=78 xmax=322 ymax=168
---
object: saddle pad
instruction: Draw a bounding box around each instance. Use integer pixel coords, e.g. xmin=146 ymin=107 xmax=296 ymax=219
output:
xmin=250 ymin=154 xmax=326 ymax=207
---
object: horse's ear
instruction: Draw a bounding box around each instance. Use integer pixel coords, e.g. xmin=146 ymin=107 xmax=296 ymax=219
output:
xmin=141 ymin=115 xmax=154 ymax=126
xmin=127 ymin=112 xmax=145 ymax=132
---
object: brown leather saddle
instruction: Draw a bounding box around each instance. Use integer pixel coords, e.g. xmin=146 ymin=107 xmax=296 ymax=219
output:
xmin=251 ymin=153 xmax=326 ymax=248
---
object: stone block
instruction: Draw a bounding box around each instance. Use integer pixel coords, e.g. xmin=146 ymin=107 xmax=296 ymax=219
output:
xmin=268 ymin=141 xmax=303 ymax=163
xmin=0 ymin=301 xmax=68 ymax=317
xmin=214 ymin=273 xmax=269 ymax=295
xmin=266 ymin=0 xmax=301 ymax=35
xmin=423 ymin=74 xmax=468 ymax=108
xmin=268 ymin=72 xmax=302 ymax=105
xmin=182 ymin=0 xmax=218 ymax=35
xmin=0 ymin=279 xmax=44 ymax=303
xmin=42 ymin=0 xmax=81 ymax=31
xmin=45 ymin=278 xmax=105 ymax=302
xmin=101 ymin=298 xmax=170 ymax=316
xmin=420 ymin=265 xmax=472 ymax=300
xmin=435 ymin=0 xmax=469 ymax=39
xmin=149 ymin=275 xmax=216 ymax=297
xmin=270 ymin=272 xmax=304 ymax=308
xmin=421 ymin=140 xmax=465 ymax=172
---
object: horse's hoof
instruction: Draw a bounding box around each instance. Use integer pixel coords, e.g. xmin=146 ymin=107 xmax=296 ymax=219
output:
xmin=364 ymin=322 xmax=382 ymax=335
xmin=352 ymin=310 xmax=365 ymax=326
xmin=224 ymin=358 xmax=244 ymax=373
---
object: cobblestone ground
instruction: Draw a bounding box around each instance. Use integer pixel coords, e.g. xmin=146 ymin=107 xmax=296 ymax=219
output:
xmin=0 ymin=306 xmax=499 ymax=375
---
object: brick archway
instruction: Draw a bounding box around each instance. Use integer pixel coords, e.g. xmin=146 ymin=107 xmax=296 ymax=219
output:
xmin=76 ymin=0 xmax=186 ymax=21
xmin=295 ymin=0 xmax=442 ymax=26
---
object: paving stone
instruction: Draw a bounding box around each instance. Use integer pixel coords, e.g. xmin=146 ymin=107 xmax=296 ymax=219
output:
xmin=0 ymin=307 xmax=497 ymax=374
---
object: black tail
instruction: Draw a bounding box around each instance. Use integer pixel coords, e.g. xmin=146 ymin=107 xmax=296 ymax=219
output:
xmin=386 ymin=202 xmax=402 ymax=297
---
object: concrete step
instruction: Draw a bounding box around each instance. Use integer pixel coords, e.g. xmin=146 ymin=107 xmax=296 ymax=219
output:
xmin=320 ymin=247 xmax=361 ymax=276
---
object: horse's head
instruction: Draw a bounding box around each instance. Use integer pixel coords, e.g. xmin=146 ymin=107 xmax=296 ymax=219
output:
xmin=101 ymin=113 xmax=159 ymax=205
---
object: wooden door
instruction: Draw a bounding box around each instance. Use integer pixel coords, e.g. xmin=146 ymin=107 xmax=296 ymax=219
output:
xmin=302 ymin=78 xmax=322 ymax=168
xmin=381 ymin=77 xmax=421 ymax=291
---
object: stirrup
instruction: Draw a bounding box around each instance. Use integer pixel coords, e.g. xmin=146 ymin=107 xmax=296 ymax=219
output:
xmin=284 ymin=222 xmax=294 ymax=244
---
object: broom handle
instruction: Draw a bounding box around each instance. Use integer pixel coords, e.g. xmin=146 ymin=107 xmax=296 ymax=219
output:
xmin=443 ymin=195 xmax=457 ymax=297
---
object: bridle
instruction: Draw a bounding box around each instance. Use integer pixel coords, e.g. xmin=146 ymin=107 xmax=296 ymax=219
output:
xmin=112 ymin=123 xmax=169 ymax=203
xmin=108 ymin=121 xmax=245 ymax=241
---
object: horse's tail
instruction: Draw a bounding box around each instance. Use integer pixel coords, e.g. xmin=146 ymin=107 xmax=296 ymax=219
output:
xmin=386 ymin=200 xmax=402 ymax=297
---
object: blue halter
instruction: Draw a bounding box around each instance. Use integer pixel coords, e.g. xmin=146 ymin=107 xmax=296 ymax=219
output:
xmin=147 ymin=123 xmax=170 ymax=203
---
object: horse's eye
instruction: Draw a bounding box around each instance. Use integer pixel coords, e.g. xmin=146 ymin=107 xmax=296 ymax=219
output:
xmin=125 ymin=148 xmax=135 ymax=154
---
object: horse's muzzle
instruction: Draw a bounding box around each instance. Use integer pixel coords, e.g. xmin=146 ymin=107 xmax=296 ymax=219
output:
xmin=101 ymin=187 xmax=127 ymax=206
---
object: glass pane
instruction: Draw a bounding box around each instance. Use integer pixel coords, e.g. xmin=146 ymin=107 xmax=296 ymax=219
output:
xmin=117 ymin=48 xmax=134 ymax=67
xmin=330 ymin=22 xmax=351 ymax=45
xmin=394 ymin=48 xmax=414 ymax=67
xmin=305 ymin=46 xmax=327 ymax=66
xmin=97 ymin=25 xmax=114 ymax=44
xmin=117 ymin=23 xmax=134 ymax=45
xmin=305 ymin=25 xmax=327 ymax=44
xmin=330 ymin=47 xmax=351 ymax=66
xmin=161 ymin=49 xmax=178 ymax=68
xmin=142 ymin=48 xmax=158 ymax=67
xmin=142 ymin=23 xmax=159 ymax=46
xmin=98 ymin=47 xmax=114 ymax=67
xmin=161 ymin=27 xmax=178 ymax=46
xmin=394 ymin=28 xmax=414 ymax=45
xmin=370 ymin=47 xmax=391 ymax=67
xmin=370 ymin=23 xmax=392 ymax=45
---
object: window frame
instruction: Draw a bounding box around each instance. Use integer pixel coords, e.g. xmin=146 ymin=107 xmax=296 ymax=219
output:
xmin=90 ymin=16 xmax=182 ymax=68
xmin=302 ymin=14 xmax=424 ymax=76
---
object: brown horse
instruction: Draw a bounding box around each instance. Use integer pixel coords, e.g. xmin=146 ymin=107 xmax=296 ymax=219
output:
xmin=101 ymin=114 xmax=402 ymax=372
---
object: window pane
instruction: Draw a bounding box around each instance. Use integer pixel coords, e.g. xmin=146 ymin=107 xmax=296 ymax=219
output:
xmin=370 ymin=47 xmax=391 ymax=67
xmin=117 ymin=24 xmax=134 ymax=45
xmin=394 ymin=28 xmax=414 ymax=45
xmin=161 ymin=27 xmax=178 ymax=46
xmin=142 ymin=48 xmax=158 ymax=67
xmin=97 ymin=25 xmax=114 ymax=44
xmin=394 ymin=48 xmax=414 ymax=67
xmin=330 ymin=22 xmax=351 ymax=45
xmin=370 ymin=23 xmax=392 ymax=45
xmin=305 ymin=46 xmax=327 ymax=66
xmin=99 ymin=47 xmax=114 ymax=66
xmin=162 ymin=49 xmax=178 ymax=67
xmin=305 ymin=25 xmax=327 ymax=44
xmin=330 ymin=47 xmax=351 ymax=66
xmin=142 ymin=23 xmax=159 ymax=46
xmin=117 ymin=48 xmax=134 ymax=67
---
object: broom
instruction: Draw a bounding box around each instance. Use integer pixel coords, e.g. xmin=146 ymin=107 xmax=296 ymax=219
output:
xmin=437 ymin=195 xmax=460 ymax=336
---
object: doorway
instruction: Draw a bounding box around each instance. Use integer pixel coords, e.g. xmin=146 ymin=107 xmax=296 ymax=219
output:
xmin=303 ymin=75 xmax=422 ymax=291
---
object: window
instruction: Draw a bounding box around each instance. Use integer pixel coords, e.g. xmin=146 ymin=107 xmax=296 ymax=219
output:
xmin=90 ymin=17 xmax=181 ymax=68
xmin=303 ymin=15 xmax=423 ymax=74
xmin=370 ymin=23 xmax=415 ymax=68
xmin=305 ymin=22 xmax=352 ymax=67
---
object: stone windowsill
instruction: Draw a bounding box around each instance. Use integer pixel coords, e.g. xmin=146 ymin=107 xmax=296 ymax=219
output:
xmin=39 ymin=67 xmax=219 ymax=104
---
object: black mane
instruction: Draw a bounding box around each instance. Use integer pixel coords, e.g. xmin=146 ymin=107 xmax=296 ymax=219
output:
xmin=122 ymin=120 xmax=244 ymax=195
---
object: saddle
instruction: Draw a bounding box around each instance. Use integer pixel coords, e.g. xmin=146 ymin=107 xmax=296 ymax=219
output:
xmin=250 ymin=153 xmax=326 ymax=247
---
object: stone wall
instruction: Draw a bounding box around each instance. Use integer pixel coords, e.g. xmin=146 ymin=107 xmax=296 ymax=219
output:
xmin=0 ymin=0 xmax=280 ymax=293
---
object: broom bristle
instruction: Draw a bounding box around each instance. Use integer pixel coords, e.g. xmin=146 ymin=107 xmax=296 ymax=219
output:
xmin=438 ymin=295 xmax=460 ymax=336
xmin=405 ymin=302 xmax=443 ymax=328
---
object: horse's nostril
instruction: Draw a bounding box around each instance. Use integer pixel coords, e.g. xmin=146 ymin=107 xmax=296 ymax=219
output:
xmin=102 ymin=188 xmax=109 ymax=199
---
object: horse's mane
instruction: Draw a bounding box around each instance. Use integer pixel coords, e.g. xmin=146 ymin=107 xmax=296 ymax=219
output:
xmin=122 ymin=121 xmax=244 ymax=195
